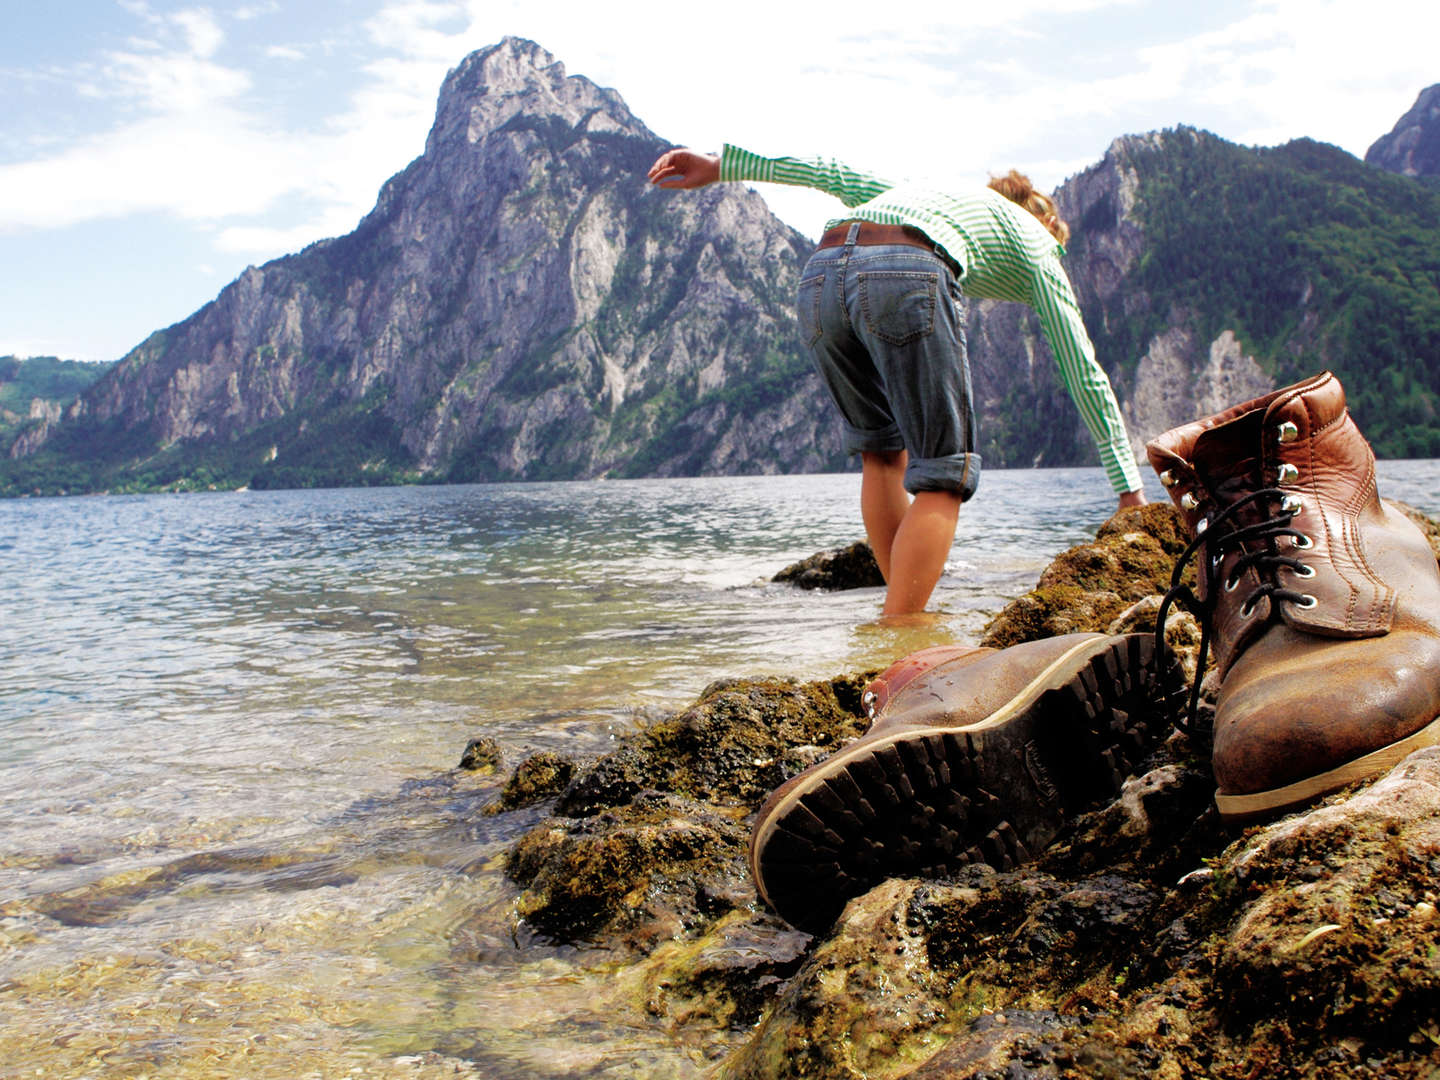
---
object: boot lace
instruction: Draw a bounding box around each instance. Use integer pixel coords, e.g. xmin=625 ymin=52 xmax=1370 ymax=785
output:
xmin=1155 ymin=487 xmax=1314 ymax=736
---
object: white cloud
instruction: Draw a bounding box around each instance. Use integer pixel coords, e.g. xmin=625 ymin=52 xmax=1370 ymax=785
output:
xmin=216 ymin=205 xmax=372 ymax=255
xmin=172 ymin=9 xmax=224 ymax=58
xmin=265 ymin=44 xmax=306 ymax=61
xmin=1116 ymin=0 xmax=1440 ymax=154
xmin=0 ymin=5 xmax=358 ymax=239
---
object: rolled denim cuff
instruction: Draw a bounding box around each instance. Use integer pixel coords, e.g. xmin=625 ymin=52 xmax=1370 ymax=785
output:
xmin=840 ymin=421 xmax=905 ymax=456
xmin=904 ymin=452 xmax=982 ymax=500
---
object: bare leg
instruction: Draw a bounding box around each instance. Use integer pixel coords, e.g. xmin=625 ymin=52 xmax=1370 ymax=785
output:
xmin=881 ymin=490 xmax=962 ymax=617
xmin=860 ymin=450 xmax=910 ymax=582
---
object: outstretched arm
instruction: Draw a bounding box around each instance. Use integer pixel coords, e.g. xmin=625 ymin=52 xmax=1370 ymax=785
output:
xmin=650 ymin=144 xmax=894 ymax=207
xmin=647 ymin=149 xmax=720 ymax=189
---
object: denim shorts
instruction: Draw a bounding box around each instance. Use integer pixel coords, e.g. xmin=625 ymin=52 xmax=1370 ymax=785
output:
xmin=797 ymin=232 xmax=981 ymax=498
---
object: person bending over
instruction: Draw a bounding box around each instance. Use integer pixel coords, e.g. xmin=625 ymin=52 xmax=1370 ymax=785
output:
xmin=648 ymin=145 xmax=1145 ymax=617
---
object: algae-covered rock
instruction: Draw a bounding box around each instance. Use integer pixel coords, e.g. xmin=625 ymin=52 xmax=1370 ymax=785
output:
xmin=981 ymin=502 xmax=1193 ymax=649
xmin=506 ymin=791 xmax=752 ymax=948
xmin=557 ymin=674 xmax=872 ymax=816
xmin=640 ymin=909 xmax=813 ymax=1030
xmin=457 ymin=736 xmax=504 ymax=773
xmin=711 ymin=750 xmax=1440 ymax=1079
xmin=1197 ymin=749 xmax=1440 ymax=1069
xmin=721 ymin=878 xmax=959 ymax=1080
xmin=482 ymin=750 xmax=575 ymax=813
xmin=498 ymin=674 xmax=870 ymax=950
xmin=772 ymin=541 xmax=886 ymax=591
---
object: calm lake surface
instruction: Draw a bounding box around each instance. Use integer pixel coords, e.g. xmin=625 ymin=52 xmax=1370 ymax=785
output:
xmin=3 ymin=463 xmax=1438 ymax=1077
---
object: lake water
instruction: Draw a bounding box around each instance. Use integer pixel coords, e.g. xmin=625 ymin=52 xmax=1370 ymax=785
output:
xmin=3 ymin=463 xmax=1438 ymax=1077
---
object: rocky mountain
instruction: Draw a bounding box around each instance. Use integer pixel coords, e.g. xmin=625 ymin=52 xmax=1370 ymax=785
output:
xmin=7 ymin=38 xmax=834 ymax=493
xmin=1365 ymin=83 xmax=1440 ymax=177
xmin=6 ymin=43 xmax=1440 ymax=495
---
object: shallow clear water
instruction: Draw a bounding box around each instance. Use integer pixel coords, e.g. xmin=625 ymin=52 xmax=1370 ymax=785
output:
xmin=2 ymin=463 xmax=1437 ymax=1077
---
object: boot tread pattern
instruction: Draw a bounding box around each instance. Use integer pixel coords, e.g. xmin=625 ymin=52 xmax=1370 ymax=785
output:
xmin=755 ymin=635 xmax=1187 ymax=932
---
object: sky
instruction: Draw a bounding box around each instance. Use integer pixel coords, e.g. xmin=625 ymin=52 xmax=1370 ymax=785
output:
xmin=2 ymin=1 xmax=1438 ymax=364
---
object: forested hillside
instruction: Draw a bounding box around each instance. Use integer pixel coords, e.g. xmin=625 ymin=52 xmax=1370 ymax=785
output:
xmin=0 ymin=357 xmax=114 ymax=449
xmin=1114 ymin=131 xmax=1440 ymax=456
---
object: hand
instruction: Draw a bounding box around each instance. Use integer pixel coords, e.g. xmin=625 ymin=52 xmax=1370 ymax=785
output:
xmin=647 ymin=148 xmax=720 ymax=189
xmin=1117 ymin=489 xmax=1147 ymax=509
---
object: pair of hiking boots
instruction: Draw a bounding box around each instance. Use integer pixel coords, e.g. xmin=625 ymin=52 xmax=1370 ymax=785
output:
xmin=751 ymin=372 xmax=1440 ymax=932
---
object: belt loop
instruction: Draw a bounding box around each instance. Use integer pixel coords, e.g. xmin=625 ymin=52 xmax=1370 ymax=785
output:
xmin=844 ymin=222 xmax=861 ymax=248
xmin=932 ymin=241 xmax=958 ymax=279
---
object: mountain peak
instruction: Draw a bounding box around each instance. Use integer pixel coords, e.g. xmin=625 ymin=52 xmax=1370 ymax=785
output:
xmin=428 ymin=36 xmax=648 ymax=155
xmin=1365 ymin=83 xmax=1440 ymax=178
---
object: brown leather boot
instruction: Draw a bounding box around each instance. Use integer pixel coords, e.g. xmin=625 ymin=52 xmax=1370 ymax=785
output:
xmin=860 ymin=643 xmax=994 ymax=720
xmin=1148 ymin=370 xmax=1440 ymax=823
xmin=748 ymin=633 xmax=1183 ymax=931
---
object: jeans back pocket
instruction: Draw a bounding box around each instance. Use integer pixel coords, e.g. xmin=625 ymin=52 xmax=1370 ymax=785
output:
xmin=858 ymin=271 xmax=937 ymax=346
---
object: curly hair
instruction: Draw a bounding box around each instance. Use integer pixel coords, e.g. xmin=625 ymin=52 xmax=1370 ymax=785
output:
xmin=987 ymin=170 xmax=1070 ymax=246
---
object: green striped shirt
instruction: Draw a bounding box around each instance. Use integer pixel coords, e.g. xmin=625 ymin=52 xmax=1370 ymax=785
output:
xmin=720 ymin=143 xmax=1143 ymax=495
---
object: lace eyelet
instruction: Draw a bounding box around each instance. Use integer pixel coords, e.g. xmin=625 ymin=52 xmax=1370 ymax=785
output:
xmin=1291 ymin=564 xmax=1317 ymax=579
xmin=1277 ymin=421 xmax=1299 ymax=444
xmin=1181 ymin=492 xmax=1200 ymax=511
xmin=1240 ymin=599 xmax=1258 ymax=618
xmin=1224 ymin=574 xmax=1241 ymax=592
xmin=1291 ymin=534 xmax=1314 ymax=550
xmin=1295 ymin=594 xmax=1319 ymax=609
xmin=1277 ymin=463 xmax=1299 ymax=484
xmin=1160 ymin=469 xmax=1179 ymax=488
xmin=1281 ymin=494 xmax=1303 ymax=515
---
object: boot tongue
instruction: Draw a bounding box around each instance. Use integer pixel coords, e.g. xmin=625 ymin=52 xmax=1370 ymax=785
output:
xmin=1190 ymin=409 xmax=1267 ymax=508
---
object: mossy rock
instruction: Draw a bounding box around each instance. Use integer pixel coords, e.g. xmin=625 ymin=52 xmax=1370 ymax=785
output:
xmin=482 ymin=750 xmax=576 ymax=813
xmin=772 ymin=541 xmax=885 ymax=591
xmin=982 ymin=503 xmax=1194 ymax=649
xmin=558 ymin=673 xmax=872 ymax=816
xmin=506 ymin=791 xmax=753 ymax=947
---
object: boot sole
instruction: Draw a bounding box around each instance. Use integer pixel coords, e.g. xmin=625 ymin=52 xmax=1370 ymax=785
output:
xmin=749 ymin=634 xmax=1187 ymax=932
xmin=1214 ymin=713 xmax=1440 ymax=823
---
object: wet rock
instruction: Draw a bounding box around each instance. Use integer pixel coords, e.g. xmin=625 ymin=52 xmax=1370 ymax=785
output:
xmin=772 ymin=540 xmax=886 ymax=591
xmin=505 ymin=791 xmax=752 ymax=948
xmin=641 ymin=910 xmax=813 ymax=1030
xmin=1201 ymin=749 xmax=1440 ymax=1063
xmin=980 ymin=502 xmax=1193 ymax=649
xmin=482 ymin=750 xmax=575 ymax=813
xmin=709 ymin=750 xmax=1440 ymax=1078
xmin=496 ymin=674 xmax=871 ymax=947
xmin=458 ymin=736 xmax=504 ymax=773
xmin=556 ymin=674 xmax=871 ymax=816
xmin=720 ymin=878 xmax=958 ymax=1080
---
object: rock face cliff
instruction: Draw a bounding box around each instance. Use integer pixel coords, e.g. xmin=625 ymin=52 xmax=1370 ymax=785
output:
xmin=1366 ymin=84 xmax=1440 ymax=178
xmin=19 ymin=38 xmax=837 ymax=489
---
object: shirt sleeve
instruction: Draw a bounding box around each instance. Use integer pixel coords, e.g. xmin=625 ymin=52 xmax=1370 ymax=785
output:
xmin=1029 ymin=256 xmax=1144 ymax=495
xmin=720 ymin=143 xmax=894 ymax=208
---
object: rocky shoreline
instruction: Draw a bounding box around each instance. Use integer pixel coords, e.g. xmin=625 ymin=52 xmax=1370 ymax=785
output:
xmin=466 ymin=503 xmax=1440 ymax=1079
